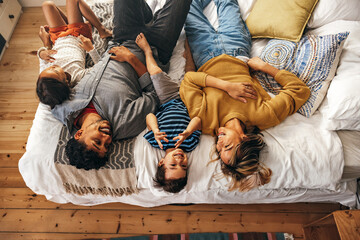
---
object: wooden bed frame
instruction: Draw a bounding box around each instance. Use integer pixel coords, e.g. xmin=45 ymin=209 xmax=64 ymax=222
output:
xmin=0 ymin=7 xmax=349 ymax=240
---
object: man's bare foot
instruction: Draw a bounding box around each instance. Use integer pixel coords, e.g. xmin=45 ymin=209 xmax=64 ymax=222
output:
xmin=135 ymin=33 xmax=152 ymax=54
xmin=99 ymin=27 xmax=112 ymax=39
xmin=39 ymin=26 xmax=52 ymax=49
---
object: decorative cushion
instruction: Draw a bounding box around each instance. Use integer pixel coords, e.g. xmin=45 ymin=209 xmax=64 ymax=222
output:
xmin=245 ymin=0 xmax=318 ymax=42
xmin=255 ymin=32 xmax=349 ymax=117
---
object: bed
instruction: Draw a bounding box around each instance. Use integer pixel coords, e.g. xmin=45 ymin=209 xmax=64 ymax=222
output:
xmin=19 ymin=0 xmax=360 ymax=208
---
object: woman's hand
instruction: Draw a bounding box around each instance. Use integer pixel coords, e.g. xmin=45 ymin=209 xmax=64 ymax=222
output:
xmin=226 ymin=82 xmax=257 ymax=103
xmin=39 ymin=49 xmax=57 ymax=63
xmin=248 ymin=57 xmax=279 ymax=77
xmin=173 ymin=130 xmax=191 ymax=148
xmin=247 ymin=57 xmax=267 ymax=71
xmin=153 ymin=129 xmax=168 ymax=149
xmin=78 ymin=34 xmax=94 ymax=52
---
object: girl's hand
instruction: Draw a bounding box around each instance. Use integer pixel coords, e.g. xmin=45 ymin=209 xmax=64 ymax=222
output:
xmin=226 ymin=82 xmax=257 ymax=103
xmin=173 ymin=130 xmax=190 ymax=148
xmin=78 ymin=34 xmax=94 ymax=52
xmin=153 ymin=129 xmax=168 ymax=149
xmin=39 ymin=49 xmax=57 ymax=63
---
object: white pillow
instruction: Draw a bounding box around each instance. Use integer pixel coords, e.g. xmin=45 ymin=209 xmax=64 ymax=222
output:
xmin=308 ymin=0 xmax=360 ymax=28
xmin=308 ymin=21 xmax=360 ymax=130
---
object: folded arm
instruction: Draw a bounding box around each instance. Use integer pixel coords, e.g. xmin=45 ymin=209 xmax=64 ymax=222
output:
xmin=249 ymin=57 xmax=311 ymax=120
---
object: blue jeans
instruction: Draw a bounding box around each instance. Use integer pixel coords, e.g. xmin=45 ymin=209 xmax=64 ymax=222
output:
xmin=185 ymin=0 xmax=252 ymax=69
xmin=113 ymin=0 xmax=192 ymax=65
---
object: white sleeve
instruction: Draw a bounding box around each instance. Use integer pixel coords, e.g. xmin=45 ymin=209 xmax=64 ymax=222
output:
xmin=87 ymin=48 xmax=101 ymax=64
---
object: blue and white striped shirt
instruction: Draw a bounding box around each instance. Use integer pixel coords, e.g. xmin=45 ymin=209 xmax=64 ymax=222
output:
xmin=144 ymin=99 xmax=201 ymax=152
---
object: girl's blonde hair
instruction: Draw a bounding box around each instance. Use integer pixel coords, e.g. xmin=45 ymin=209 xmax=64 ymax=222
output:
xmin=212 ymin=128 xmax=272 ymax=192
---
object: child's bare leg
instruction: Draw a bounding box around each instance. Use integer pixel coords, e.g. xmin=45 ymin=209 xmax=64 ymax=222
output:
xmin=66 ymin=0 xmax=112 ymax=38
xmin=39 ymin=26 xmax=52 ymax=49
xmin=135 ymin=33 xmax=162 ymax=76
xmin=42 ymin=1 xmax=67 ymax=28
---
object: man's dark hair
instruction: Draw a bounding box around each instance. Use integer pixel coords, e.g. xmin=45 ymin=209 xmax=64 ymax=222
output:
xmin=65 ymin=138 xmax=108 ymax=170
xmin=36 ymin=76 xmax=71 ymax=109
xmin=154 ymin=165 xmax=187 ymax=193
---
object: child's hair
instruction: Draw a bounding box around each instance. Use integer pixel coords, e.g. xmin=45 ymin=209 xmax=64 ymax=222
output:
xmin=214 ymin=126 xmax=272 ymax=191
xmin=154 ymin=165 xmax=188 ymax=193
xmin=36 ymin=76 xmax=71 ymax=109
xmin=65 ymin=138 xmax=109 ymax=170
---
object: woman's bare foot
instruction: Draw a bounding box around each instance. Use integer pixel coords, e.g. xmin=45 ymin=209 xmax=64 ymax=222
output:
xmin=135 ymin=33 xmax=152 ymax=54
xmin=39 ymin=26 xmax=52 ymax=49
xmin=98 ymin=27 xmax=112 ymax=39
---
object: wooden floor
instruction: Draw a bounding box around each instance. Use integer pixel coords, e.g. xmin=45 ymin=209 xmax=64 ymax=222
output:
xmin=0 ymin=7 xmax=346 ymax=240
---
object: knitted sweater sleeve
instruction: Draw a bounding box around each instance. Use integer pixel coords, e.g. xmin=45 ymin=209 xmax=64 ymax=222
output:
xmin=179 ymin=71 xmax=208 ymax=119
xmin=267 ymin=70 xmax=310 ymax=121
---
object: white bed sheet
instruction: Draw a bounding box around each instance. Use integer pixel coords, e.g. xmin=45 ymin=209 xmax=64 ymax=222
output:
xmin=19 ymin=0 xmax=360 ymax=208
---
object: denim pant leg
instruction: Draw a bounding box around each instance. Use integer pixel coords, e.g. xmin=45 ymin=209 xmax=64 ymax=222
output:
xmin=214 ymin=0 xmax=251 ymax=58
xmin=112 ymin=0 xmax=153 ymax=43
xmin=185 ymin=0 xmax=222 ymax=69
xmin=145 ymin=0 xmax=192 ymax=65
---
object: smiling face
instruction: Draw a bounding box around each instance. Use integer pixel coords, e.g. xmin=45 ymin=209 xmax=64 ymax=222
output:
xmin=39 ymin=65 xmax=70 ymax=86
xmin=216 ymin=127 xmax=247 ymax=165
xmin=159 ymin=148 xmax=188 ymax=180
xmin=74 ymin=119 xmax=112 ymax=158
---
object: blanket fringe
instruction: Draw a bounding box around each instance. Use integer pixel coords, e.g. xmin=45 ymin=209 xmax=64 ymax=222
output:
xmin=63 ymin=182 xmax=139 ymax=196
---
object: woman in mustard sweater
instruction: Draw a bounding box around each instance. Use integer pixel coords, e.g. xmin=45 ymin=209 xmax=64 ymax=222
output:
xmin=180 ymin=0 xmax=310 ymax=191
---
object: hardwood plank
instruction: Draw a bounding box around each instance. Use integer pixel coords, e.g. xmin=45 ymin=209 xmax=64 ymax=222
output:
xmin=0 ymin=168 xmax=26 ymax=188
xmin=0 ymin=153 xmax=24 ymax=167
xmin=0 ymin=232 xmax=138 ymax=240
xmin=0 ymin=209 xmax=326 ymax=236
xmin=0 ymin=188 xmax=341 ymax=213
xmin=333 ymin=210 xmax=360 ymax=240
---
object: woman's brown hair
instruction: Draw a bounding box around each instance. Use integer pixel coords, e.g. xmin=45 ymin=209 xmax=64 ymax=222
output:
xmin=213 ymin=126 xmax=272 ymax=191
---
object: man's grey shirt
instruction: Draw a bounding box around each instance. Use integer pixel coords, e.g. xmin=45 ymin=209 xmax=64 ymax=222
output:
xmin=52 ymin=41 xmax=160 ymax=140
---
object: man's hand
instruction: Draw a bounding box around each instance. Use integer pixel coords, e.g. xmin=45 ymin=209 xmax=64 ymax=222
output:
xmin=78 ymin=34 xmax=94 ymax=52
xmin=226 ymin=82 xmax=257 ymax=103
xmin=153 ymin=129 xmax=168 ymax=149
xmin=39 ymin=49 xmax=57 ymax=63
xmin=108 ymin=46 xmax=134 ymax=63
xmin=173 ymin=130 xmax=191 ymax=148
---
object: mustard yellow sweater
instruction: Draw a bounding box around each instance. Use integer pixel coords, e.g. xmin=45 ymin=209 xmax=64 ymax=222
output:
xmin=179 ymin=54 xmax=310 ymax=136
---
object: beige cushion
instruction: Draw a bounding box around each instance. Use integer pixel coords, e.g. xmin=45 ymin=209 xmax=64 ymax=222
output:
xmin=245 ymin=0 xmax=318 ymax=42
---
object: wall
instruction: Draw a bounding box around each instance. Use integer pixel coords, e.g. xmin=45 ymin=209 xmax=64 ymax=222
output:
xmin=18 ymin=0 xmax=66 ymax=7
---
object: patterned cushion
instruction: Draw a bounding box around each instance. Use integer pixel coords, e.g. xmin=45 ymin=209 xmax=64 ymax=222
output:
xmin=255 ymin=32 xmax=349 ymax=117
